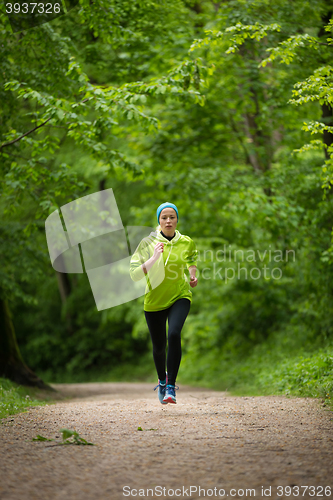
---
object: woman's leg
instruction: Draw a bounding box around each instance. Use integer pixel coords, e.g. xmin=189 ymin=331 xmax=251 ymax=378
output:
xmin=144 ymin=309 xmax=169 ymax=381
xmin=166 ymin=298 xmax=191 ymax=386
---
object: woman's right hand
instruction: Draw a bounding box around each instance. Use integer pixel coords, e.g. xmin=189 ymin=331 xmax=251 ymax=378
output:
xmin=153 ymin=242 xmax=164 ymax=260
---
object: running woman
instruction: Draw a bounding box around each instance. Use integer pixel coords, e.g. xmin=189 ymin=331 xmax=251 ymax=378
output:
xmin=130 ymin=202 xmax=198 ymax=404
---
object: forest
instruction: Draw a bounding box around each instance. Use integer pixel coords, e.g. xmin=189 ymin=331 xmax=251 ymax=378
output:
xmin=1 ymin=0 xmax=333 ymax=406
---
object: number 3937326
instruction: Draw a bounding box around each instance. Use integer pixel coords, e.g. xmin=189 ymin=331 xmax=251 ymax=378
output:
xmin=5 ymin=0 xmax=79 ymax=33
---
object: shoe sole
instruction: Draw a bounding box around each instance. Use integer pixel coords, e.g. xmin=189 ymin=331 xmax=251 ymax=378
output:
xmin=162 ymin=396 xmax=176 ymax=404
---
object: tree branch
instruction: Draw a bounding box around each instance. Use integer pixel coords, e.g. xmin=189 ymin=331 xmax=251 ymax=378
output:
xmin=0 ymin=98 xmax=90 ymax=150
xmin=0 ymin=117 xmax=53 ymax=150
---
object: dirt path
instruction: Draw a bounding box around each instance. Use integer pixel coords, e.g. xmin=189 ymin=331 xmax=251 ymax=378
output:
xmin=0 ymin=383 xmax=332 ymax=500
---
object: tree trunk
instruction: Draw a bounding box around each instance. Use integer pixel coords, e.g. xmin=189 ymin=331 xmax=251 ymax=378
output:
xmin=238 ymin=41 xmax=273 ymax=174
xmin=243 ymin=113 xmax=263 ymax=173
xmin=56 ymin=270 xmax=71 ymax=303
xmin=0 ymin=297 xmax=55 ymax=390
xmin=56 ymin=267 xmax=74 ymax=334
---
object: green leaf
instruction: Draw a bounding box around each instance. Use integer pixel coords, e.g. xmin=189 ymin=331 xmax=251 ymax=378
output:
xmin=60 ymin=428 xmax=75 ymax=440
xmin=32 ymin=434 xmax=54 ymax=442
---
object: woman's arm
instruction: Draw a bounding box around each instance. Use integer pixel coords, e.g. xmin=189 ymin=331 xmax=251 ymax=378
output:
xmin=130 ymin=241 xmax=164 ymax=281
xmin=188 ymin=265 xmax=198 ymax=287
xmin=141 ymin=254 xmax=159 ymax=274
xmin=141 ymin=242 xmax=165 ymax=274
xmin=188 ymin=265 xmax=197 ymax=279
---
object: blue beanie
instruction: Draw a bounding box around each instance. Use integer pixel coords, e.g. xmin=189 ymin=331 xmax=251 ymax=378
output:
xmin=156 ymin=202 xmax=179 ymax=224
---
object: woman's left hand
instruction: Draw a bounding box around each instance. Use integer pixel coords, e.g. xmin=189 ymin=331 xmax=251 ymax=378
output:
xmin=190 ymin=276 xmax=198 ymax=288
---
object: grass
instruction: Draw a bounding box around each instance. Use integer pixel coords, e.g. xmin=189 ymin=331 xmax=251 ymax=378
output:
xmin=231 ymin=347 xmax=333 ymax=405
xmin=0 ymin=377 xmax=60 ymax=421
xmin=0 ymin=353 xmax=157 ymax=421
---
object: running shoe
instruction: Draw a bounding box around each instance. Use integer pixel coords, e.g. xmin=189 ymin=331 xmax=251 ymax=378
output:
xmin=162 ymin=384 xmax=179 ymax=404
xmin=154 ymin=373 xmax=168 ymax=404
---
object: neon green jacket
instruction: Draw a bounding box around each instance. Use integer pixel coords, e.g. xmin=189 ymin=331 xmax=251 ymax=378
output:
xmin=130 ymin=229 xmax=198 ymax=312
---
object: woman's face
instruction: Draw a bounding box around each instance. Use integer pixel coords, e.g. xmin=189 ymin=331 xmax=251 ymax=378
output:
xmin=159 ymin=208 xmax=177 ymax=235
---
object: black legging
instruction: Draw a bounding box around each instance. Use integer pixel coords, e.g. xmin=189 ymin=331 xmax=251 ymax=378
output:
xmin=144 ymin=298 xmax=191 ymax=386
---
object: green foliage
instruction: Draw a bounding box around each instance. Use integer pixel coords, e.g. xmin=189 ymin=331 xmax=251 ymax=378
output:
xmin=32 ymin=434 xmax=54 ymax=441
xmin=257 ymin=348 xmax=333 ymax=400
xmin=32 ymin=428 xmax=95 ymax=445
xmin=0 ymin=377 xmax=49 ymax=420
xmin=12 ymin=269 xmax=152 ymax=381
xmin=179 ymin=333 xmax=333 ymax=410
xmin=190 ymin=22 xmax=281 ymax=54
xmin=59 ymin=428 xmax=95 ymax=445
xmin=260 ymin=33 xmax=323 ymax=67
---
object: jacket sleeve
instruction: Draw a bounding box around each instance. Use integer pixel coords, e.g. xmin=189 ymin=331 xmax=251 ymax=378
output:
xmin=130 ymin=240 xmax=150 ymax=282
xmin=185 ymin=238 xmax=198 ymax=269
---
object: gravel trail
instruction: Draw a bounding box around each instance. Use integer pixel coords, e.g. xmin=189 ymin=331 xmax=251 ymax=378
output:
xmin=0 ymin=382 xmax=332 ymax=500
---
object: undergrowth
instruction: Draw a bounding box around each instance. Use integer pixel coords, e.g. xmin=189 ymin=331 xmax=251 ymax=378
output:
xmin=0 ymin=378 xmax=54 ymax=420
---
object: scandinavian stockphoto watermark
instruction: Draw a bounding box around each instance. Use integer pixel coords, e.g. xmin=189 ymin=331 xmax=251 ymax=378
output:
xmin=194 ymin=245 xmax=295 ymax=283
xmin=165 ymin=246 xmax=295 ymax=284
xmin=5 ymin=0 xmax=79 ymax=33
